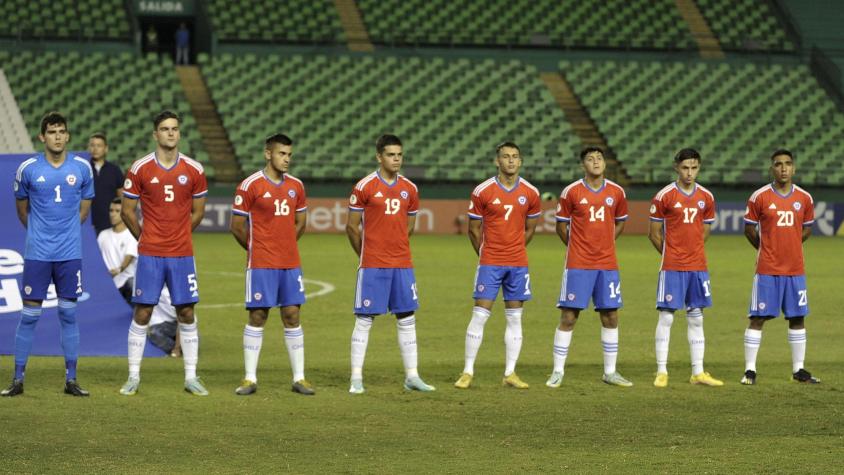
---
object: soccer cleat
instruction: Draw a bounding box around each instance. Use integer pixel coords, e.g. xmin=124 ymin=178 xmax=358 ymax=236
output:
xmin=602 ymin=372 xmax=633 ymax=387
xmin=545 ymin=372 xmax=564 ymax=388
xmin=119 ymin=377 xmax=140 ymax=396
xmin=404 ymin=376 xmax=436 ymax=392
xmin=235 ymin=380 xmax=257 ymax=395
xmin=740 ymin=370 xmax=756 ymax=385
xmin=1 ymin=379 xmax=24 ymax=397
xmin=349 ymin=378 xmax=365 ymax=394
xmin=64 ymin=379 xmax=90 ymax=396
xmin=792 ymin=368 xmax=820 ymax=384
xmin=653 ymin=372 xmax=669 ymax=388
xmin=292 ymin=379 xmax=315 ymax=395
xmin=502 ymin=373 xmax=529 ymax=389
xmin=689 ymin=372 xmax=724 ymax=387
xmin=454 ymin=373 xmax=473 ymax=389
xmin=184 ymin=377 xmax=209 ymax=396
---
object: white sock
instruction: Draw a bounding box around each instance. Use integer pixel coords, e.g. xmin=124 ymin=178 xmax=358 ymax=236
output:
xmin=127 ymin=320 xmax=148 ymax=379
xmin=463 ymin=306 xmax=490 ymax=375
xmin=350 ymin=315 xmax=372 ymax=380
xmin=243 ymin=325 xmax=263 ymax=382
xmin=396 ymin=315 xmax=418 ymax=379
xmin=552 ymin=328 xmax=573 ymax=373
xmin=601 ymin=327 xmax=619 ymax=375
xmin=655 ymin=310 xmax=674 ymax=373
xmin=503 ymin=308 xmax=523 ymax=376
xmin=284 ymin=326 xmax=305 ymax=382
xmin=687 ymin=308 xmax=705 ymax=376
xmin=744 ymin=328 xmax=762 ymax=372
xmin=180 ymin=322 xmax=199 ymax=381
xmin=788 ymin=328 xmax=806 ymax=373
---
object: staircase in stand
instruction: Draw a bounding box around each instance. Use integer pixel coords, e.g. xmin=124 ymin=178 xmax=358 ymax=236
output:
xmin=334 ymin=0 xmax=375 ymax=52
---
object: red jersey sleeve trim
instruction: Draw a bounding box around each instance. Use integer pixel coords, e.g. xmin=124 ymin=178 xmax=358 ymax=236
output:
xmin=232 ymin=209 xmax=249 ymax=216
xmin=123 ymin=191 xmax=140 ymax=199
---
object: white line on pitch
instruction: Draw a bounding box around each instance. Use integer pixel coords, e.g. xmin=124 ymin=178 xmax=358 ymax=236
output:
xmin=198 ymin=277 xmax=336 ymax=309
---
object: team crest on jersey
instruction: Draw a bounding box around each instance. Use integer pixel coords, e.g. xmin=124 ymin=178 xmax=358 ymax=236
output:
xmin=400 ymin=190 xmax=409 ymax=200
xmin=13 ymin=181 xmax=18 ymax=192
xmin=666 ymin=294 xmax=673 ymax=302
xmin=288 ymin=189 xmax=296 ymax=198
xmin=605 ymin=197 xmax=614 ymax=206
xmin=518 ymin=196 xmax=527 ymax=205
xmin=254 ymin=292 xmax=262 ymax=301
xmin=66 ymin=174 xmax=77 ymax=186
xmin=697 ymin=200 xmax=705 ymax=209
xmin=349 ymin=194 xmax=358 ymax=205
xmin=793 ymin=202 xmax=801 ymax=211
xmin=124 ymin=178 xmax=132 ymax=189
xmin=234 ymin=195 xmax=244 ymax=205
xmin=567 ymin=293 xmax=575 ymax=301
xmin=363 ymin=299 xmax=371 ymax=307
xmin=178 ymin=174 xmax=188 ymax=185
xmin=24 ymin=286 xmax=32 ymax=295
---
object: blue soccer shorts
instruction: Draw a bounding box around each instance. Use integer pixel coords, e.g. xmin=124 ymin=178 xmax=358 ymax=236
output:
xmin=21 ymin=259 xmax=82 ymax=300
xmin=245 ymin=267 xmax=306 ymax=308
xmin=353 ymin=267 xmax=418 ymax=315
xmin=473 ymin=265 xmax=531 ymax=302
xmin=557 ymin=268 xmax=622 ymax=311
xmin=133 ymin=255 xmax=199 ymax=306
xmin=748 ymin=274 xmax=808 ymax=319
xmin=656 ymin=270 xmax=712 ymax=311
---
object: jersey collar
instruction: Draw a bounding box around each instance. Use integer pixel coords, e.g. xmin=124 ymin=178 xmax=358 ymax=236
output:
xmin=376 ymin=170 xmax=399 ymax=187
xmin=262 ymin=170 xmax=285 ymax=187
xmin=581 ymin=178 xmax=606 ymax=193
xmin=770 ymin=183 xmax=794 ymax=198
xmin=154 ymin=151 xmax=181 ymax=171
xmin=495 ymin=176 xmax=520 ymax=193
xmin=675 ymin=182 xmax=696 ymax=197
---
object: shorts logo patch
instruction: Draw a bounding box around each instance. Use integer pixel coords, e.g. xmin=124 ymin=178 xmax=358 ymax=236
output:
xmin=556 ymin=203 xmax=561 ymax=212
xmin=567 ymin=293 xmax=575 ymax=301
xmin=518 ymin=196 xmax=527 ymax=205
xmin=234 ymin=195 xmax=244 ymax=205
xmin=400 ymin=191 xmax=409 ymax=200
xmin=135 ymin=289 xmax=143 ymax=296
xmin=124 ymin=178 xmax=132 ymax=189
xmin=363 ymin=299 xmax=371 ymax=307
xmin=649 ymin=204 xmax=656 ymax=214
xmin=469 ymin=201 xmax=474 ymax=210
xmin=288 ymin=189 xmax=296 ymax=198
xmin=254 ymin=292 xmax=262 ymax=301
xmin=759 ymin=302 xmax=766 ymax=310
xmin=178 ymin=175 xmax=188 ymax=185
xmin=793 ymin=202 xmax=801 ymax=211
xmin=66 ymin=174 xmax=77 ymax=186
xmin=349 ymin=194 xmax=358 ymax=205
xmin=24 ymin=285 xmax=32 ymax=295
xmin=477 ymin=284 xmax=485 ymax=292
xmin=697 ymin=200 xmax=705 ymax=209
xmin=666 ymin=294 xmax=673 ymax=302
xmin=13 ymin=181 xmax=19 ymax=192
xmin=605 ymin=197 xmax=614 ymax=206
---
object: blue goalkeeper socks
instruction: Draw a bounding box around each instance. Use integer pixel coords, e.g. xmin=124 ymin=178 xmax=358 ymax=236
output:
xmin=58 ymin=298 xmax=80 ymax=381
xmin=14 ymin=304 xmax=42 ymax=380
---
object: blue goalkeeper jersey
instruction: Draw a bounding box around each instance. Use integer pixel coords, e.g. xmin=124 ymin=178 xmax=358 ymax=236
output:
xmin=13 ymin=153 xmax=95 ymax=261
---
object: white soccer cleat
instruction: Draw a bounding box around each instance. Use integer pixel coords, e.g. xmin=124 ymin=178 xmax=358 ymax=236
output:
xmin=349 ymin=378 xmax=365 ymax=394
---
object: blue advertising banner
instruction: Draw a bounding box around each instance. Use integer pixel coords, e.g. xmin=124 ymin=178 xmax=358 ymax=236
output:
xmin=0 ymin=154 xmax=165 ymax=357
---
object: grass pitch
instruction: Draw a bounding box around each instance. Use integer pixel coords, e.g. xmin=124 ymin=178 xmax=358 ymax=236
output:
xmin=2 ymin=233 xmax=843 ymax=473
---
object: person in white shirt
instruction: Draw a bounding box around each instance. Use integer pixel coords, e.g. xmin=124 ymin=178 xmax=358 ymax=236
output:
xmin=97 ymin=198 xmax=138 ymax=302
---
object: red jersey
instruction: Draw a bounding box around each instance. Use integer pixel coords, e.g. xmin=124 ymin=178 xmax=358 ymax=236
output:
xmin=556 ymin=179 xmax=628 ymax=270
xmin=232 ymin=171 xmax=307 ymax=269
xmin=468 ymin=176 xmax=541 ymax=267
xmin=649 ymin=182 xmax=715 ymax=271
xmin=123 ymin=152 xmax=207 ymax=257
xmin=349 ymin=171 xmax=418 ymax=268
xmin=745 ymin=184 xmax=814 ymax=276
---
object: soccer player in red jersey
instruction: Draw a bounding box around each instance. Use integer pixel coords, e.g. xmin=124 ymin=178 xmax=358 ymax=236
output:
xmin=454 ymin=142 xmax=541 ymax=390
xmin=230 ymin=134 xmax=314 ymax=396
xmin=345 ymin=134 xmax=435 ymax=394
xmin=648 ymin=149 xmax=723 ymax=388
xmin=742 ymin=150 xmax=818 ymax=385
xmin=119 ymin=110 xmax=209 ymax=396
xmin=546 ymin=147 xmax=633 ymax=388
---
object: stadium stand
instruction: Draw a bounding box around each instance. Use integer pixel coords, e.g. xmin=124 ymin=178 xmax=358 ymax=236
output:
xmin=562 ymin=60 xmax=844 ymax=185
xmin=0 ymin=50 xmax=209 ymax=176
xmin=206 ymin=0 xmax=344 ymax=43
xmin=0 ymin=70 xmax=34 ymax=153
xmin=356 ymin=0 xmax=695 ymax=50
xmin=0 ymin=0 xmax=130 ymax=40
xmin=201 ymin=53 xmax=582 ymax=183
xmin=695 ymin=0 xmax=796 ymax=52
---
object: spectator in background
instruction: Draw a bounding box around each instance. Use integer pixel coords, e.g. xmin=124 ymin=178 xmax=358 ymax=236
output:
xmin=88 ymin=133 xmax=124 ymax=234
xmin=175 ymin=23 xmax=190 ymax=65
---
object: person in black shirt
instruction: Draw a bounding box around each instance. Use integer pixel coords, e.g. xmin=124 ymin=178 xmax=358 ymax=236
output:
xmin=88 ymin=132 xmax=125 ymax=234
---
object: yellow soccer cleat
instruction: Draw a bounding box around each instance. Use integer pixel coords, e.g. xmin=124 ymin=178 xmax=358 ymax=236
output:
xmin=502 ymin=373 xmax=529 ymax=389
xmin=690 ymin=372 xmax=724 ymax=387
xmin=653 ymin=372 xmax=669 ymax=388
xmin=454 ymin=373 xmax=473 ymax=389
xmin=235 ymin=379 xmax=257 ymax=395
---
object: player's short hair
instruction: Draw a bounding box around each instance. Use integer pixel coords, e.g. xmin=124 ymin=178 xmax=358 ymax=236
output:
xmin=40 ymin=111 xmax=68 ymax=134
xmin=376 ymin=134 xmax=402 ymax=154
xmin=496 ymin=141 xmax=520 ymax=156
xmin=770 ymin=149 xmax=793 ymax=161
xmin=110 ymin=197 xmax=122 ymax=206
xmin=674 ymin=148 xmax=701 ymax=164
xmin=265 ymin=133 xmax=293 ymax=149
xmin=153 ymin=110 xmax=180 ymax=129
xmin=89 ymin=132 xmax=108 ymax=145
xmin=579 ymin=146 xmax=604 ymax=161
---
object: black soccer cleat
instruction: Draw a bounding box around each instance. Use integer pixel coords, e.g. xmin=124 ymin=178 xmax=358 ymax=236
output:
xmin=792 ymin=368 xmax=820 ymax=384
xmin=64 ymin=379 xmax=90 ymax=397
xmin=740 ymin=370 xmax=756 ymax=385
xmin=1 ymin=379 xmax=24 ymax=397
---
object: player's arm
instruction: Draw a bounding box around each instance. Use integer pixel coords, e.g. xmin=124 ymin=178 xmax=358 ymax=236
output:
xmin=346 ymin=210 xmax=362 ymax=257
xmin=15 ymin=198 xmax=28 ymax=228
xmin=295 ymin=210 xmax=307 ymax=240
xmin=648 ymin=220 xmax=663 ymax=252
xmin=702 ymin=223 xmax=712 ymax=242
xmin=744 ymin=223 xmax=760 ymax=249
xmin=468 ymin=218 xmax=482 ymax=255
xmin=79 ymin=199 xmax=92 ymax=224
xmin=190 ymin=196 xmax=207 ymax=231
xmin=524 ymin=216 xmax=539 ymax=245
xmin=802 ymin=226 xmax=812 ymax=242
xmin=229 ymin=214 xmax=249 ymax=250
xmin=111 ymin=255 xmax=135 ymax=277
xmin=555 ymin=221 xmax=569 ymax=246
xmin=121 ymin=196 xmax=142 ymax=240
xmin=614 ymin=220 xmax=626 ymax=240
xmin=407 ymin=214 xmax=417 ymax=237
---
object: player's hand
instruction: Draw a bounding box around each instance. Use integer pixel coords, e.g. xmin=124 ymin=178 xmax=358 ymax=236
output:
xmin=110 ymin=268 xmax=120 ymax=276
